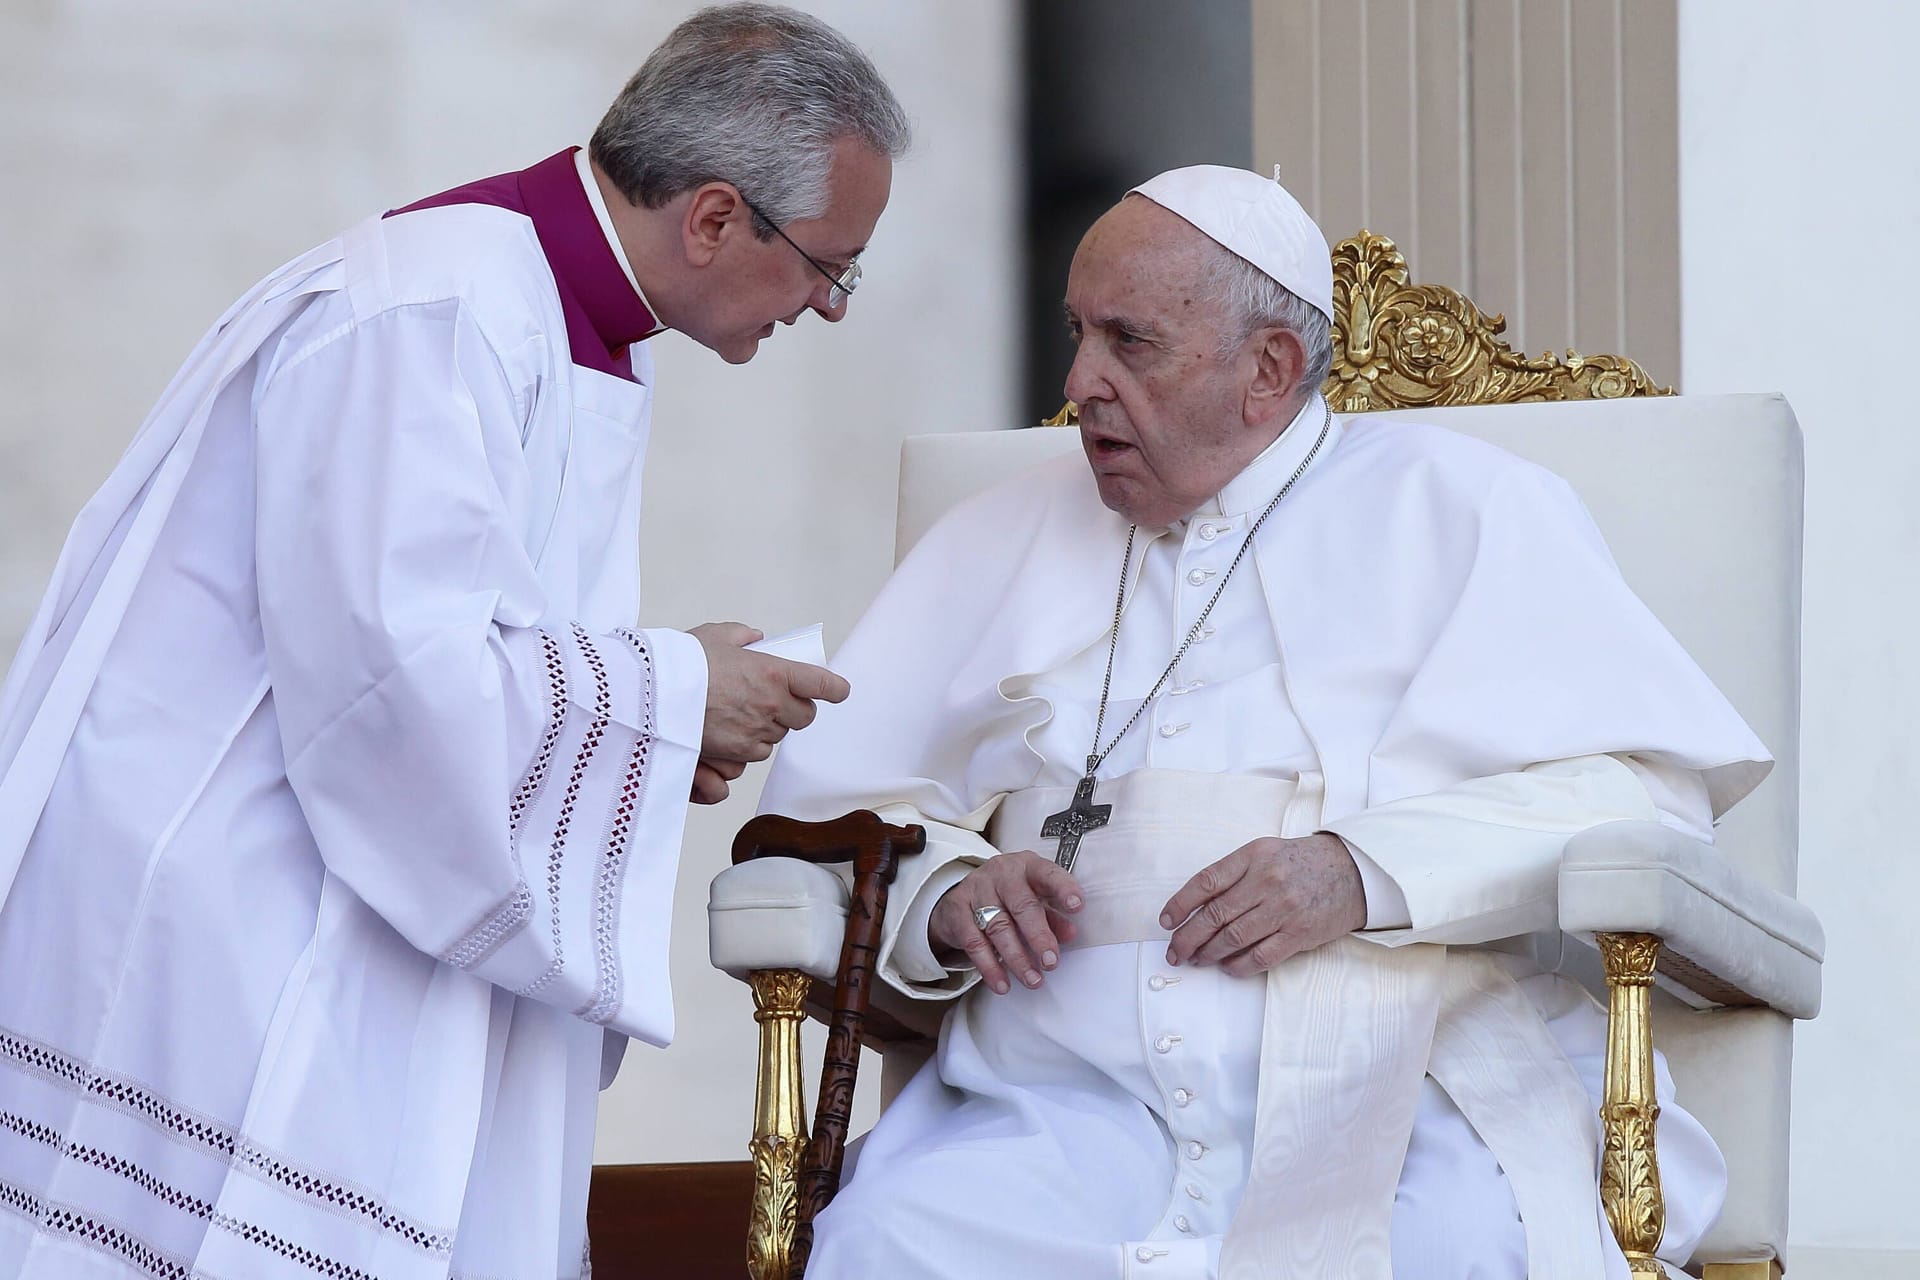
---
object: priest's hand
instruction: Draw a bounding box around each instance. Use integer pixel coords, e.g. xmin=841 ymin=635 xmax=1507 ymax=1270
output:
xmin=1160 ymin=833 xmax=1366 ymax=978
xmin=691 ymin=756 xmax=746 ymax=805
xmin=691 ymin=622 xmax=851 ymax=769
xmin=930 ymin=853 xmax=1084 ymax=995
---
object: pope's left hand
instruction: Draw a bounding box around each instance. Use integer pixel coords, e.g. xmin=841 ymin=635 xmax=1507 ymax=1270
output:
xmin=1160 ymin=833 xmax=1366 ymax=977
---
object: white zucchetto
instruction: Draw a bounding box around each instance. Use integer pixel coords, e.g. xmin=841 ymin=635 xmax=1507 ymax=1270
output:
xmin=1130 ymin=164 xmax=1335 ymax=321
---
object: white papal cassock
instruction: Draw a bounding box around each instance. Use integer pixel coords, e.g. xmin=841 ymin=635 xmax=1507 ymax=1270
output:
xmin=0 ymin=150 xmax=702 ymax=1278
xmin=758 ymin=396 xmax=1772 ymax=1280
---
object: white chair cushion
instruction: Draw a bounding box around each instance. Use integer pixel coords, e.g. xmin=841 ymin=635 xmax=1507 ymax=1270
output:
xmin=1560 ymin=821 xmax=1824 ymax=1018
xmin=707 ymin=857 xmax=848 ymax=982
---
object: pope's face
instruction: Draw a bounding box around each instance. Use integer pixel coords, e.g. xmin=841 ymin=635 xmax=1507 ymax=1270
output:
xmin=695 ymin=137 xmax=892 ymax=364
xmin=1063 ymin=199 xmax=1274 ymax=528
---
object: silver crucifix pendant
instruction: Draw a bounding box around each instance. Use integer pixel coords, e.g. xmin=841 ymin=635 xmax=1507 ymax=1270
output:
xmin=1041 ymin=767 xmax=1112 ymax=873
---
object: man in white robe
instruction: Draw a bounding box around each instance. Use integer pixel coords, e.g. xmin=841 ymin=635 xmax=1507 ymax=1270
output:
xmin=0 ymin=7 xmax=905 ymax=1278
xmin=756 ymin=167 xmax=1771 ymax=1279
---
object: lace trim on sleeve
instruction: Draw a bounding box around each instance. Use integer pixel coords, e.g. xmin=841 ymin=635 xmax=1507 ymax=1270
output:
xmin=440 ymin=626 xmax=570 ymax=970
xmin=575 ymin=629 xmax=660 ymax=1024
xmin=516 ymin=624 xmax=613 ymax=998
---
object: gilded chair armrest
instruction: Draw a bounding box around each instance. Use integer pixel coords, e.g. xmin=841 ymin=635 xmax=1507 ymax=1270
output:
xmin=1558 ymin=821 xmax=1825 ymax=1018
xmin=708 ymin=857 xmax=849 ymax=981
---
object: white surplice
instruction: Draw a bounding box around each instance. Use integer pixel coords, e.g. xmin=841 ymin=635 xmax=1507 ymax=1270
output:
xmin=0 ymin=191 xmax=702 ymax=1277
xmin=758 ymin=398 xmax=1770 ymax=1279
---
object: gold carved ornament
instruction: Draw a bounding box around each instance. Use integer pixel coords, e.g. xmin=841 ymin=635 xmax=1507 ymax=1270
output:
xmin=746 ymin=969 xmax=810 ymax=1280
xmin=1044 ymin=229 xmax=1669 ymax=425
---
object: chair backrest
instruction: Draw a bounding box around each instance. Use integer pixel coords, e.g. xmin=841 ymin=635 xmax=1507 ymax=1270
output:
xmin=898 ymin=391 xmax=1804 ymax=893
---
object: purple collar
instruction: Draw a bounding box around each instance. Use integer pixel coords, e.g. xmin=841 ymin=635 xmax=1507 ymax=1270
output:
xmin=389 ymin=148 xmax=660 ymax=381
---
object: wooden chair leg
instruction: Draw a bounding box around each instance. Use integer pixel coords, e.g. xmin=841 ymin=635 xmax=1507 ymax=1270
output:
xmin=746 ymin=969 xmax=810 ymax=1280
xmin=1599 ymin=933 xmax=1668 ymax=1276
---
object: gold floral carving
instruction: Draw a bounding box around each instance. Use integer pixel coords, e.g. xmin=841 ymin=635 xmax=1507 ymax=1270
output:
xmin=1324 ymin=232 xmax=1670 ymax=411
xmin=1042 ymin=229 xmax=1669 ymax=425
xmin=747 ymin=969 xmax=811 ymax=1280
xmin=1598 ymin=933 xmax=1668 ymax=1276
xmin=1601 ymin=1102 xmax=1666 ymax=1273
xmin=1600 ymin=932 xmax=1664 ymax=988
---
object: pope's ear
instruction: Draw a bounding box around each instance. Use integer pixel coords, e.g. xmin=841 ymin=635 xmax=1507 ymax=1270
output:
xmin=1245 ymin=324 xmax=1311 ymax=425
xmin=681 ymin=182 xmax=746 ymax=268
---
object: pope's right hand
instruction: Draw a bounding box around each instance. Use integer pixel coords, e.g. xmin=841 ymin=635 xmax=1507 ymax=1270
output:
xmin=691 ymin=622 xmax=851 ymax=771
xmin=930 ymin=852 xmax=1084 ymax=995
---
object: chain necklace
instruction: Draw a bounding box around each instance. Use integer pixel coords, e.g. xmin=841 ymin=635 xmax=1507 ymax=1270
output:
xmin=1041 ymin=403 xmax=1331 ymax=871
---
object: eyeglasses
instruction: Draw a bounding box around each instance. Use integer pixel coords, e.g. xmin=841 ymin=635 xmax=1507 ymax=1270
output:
xmin=738 ymin=192 xmax=862 ymax=309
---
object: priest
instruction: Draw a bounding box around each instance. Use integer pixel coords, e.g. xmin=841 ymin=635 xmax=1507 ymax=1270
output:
xmin=757 ymin=166 xmax=1769 ymax=1279
xmin=0 ymin=6 xmax=904 ymax=1278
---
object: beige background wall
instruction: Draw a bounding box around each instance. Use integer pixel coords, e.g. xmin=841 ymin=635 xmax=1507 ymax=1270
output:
xmin=1252 ymin=0 xmax=1681 ymax=383
xmin=0 ymin=0 xmax=1019 ymax=1166
xmin=1677 ymin=3 xmax=1920 ymax=1275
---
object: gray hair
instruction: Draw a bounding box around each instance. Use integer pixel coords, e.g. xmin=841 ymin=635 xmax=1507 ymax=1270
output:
xmin=1204 ymin=244 xmax=1335 ymax=393
xmin=590 ymin=4 xmax=910 ymax=237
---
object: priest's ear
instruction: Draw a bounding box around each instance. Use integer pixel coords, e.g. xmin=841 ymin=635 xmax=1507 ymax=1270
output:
xmin=1243 ymin=324 xmax=1311 ymax=429
xmin=681 ymin=182 xmax=749 ymax=267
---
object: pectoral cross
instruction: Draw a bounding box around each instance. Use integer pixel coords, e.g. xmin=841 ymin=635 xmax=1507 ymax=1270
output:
xmin=1042 ymin=764 xmax=1112 ymax=873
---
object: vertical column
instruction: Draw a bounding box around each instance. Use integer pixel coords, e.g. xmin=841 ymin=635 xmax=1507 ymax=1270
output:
xmin=746 ymin=969 xmax=810 ymax=1280
xmin=1599 ymin=933 xmax=1669 ymax=1277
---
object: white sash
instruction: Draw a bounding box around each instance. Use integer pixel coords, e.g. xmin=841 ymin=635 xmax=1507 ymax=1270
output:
xmin=993 ymin=768 xmax=1605 ymax=1278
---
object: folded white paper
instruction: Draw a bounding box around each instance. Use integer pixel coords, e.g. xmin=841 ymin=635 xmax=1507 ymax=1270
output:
xmin=744 ymin=623 xmax=827 ymax=668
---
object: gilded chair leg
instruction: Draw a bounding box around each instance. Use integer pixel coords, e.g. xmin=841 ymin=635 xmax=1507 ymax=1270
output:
xmin=1598 ymin=933 xmax=1667 ymax=1277
xmin=1701 ymin=1263 xmax=1784 ymax=1279
xmin=747 ymin=970 xmax=810 ymax=1280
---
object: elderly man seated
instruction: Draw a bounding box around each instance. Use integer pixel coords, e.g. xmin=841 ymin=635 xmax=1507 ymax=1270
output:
xmin=758 ymin=167 xmax=1769 ymax=1280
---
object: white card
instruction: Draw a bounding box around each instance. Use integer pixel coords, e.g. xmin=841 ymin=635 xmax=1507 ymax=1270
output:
xmin=744 ymin=622 xmax=826 ymax=668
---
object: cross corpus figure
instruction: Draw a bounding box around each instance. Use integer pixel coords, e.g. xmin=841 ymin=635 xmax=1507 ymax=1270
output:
xmin=1042 ymin=765 xmax=1112 ymax=873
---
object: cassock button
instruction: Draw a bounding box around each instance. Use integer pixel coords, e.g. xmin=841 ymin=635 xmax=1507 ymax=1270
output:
xmin=1175 ymin=1215 xmax=1193 ymax=1233
xmin=1148 ymin=975 xmax=1168 ymax=991
xmin=1136 ymin=1246 xmax=1158 ymax=1263
xmin=1186 ymin=1141 xmax=1206 ymax=1160
xmin=1198 ymin=523 xmax=1221 ymax=541
xmin=1158 ymin=722 xmax=1190 ymax=738
xmin=1186 ymin=568 xmax=1215 ymax=586
xmin=1154 ymin=1034 xmax=1183 ymax=1053
xmin=1172 ymin=1088 xmax=1193 ymax=1106
xmin=1185 ymin=1183 xmax=1205 ymax=1201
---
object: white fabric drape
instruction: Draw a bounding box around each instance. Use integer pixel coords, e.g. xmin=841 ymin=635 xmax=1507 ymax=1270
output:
xmin=0 ymin=204 xmax=700 ymax=1279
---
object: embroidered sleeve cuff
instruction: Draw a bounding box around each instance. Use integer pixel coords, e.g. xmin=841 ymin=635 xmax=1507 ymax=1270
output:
xmin=637 ymin=626 xmax=707 ymax=753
